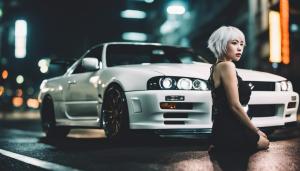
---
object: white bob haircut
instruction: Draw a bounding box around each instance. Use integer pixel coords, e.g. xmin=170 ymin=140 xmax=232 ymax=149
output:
xmin=207 ymin=26 xmax=246 ymax=59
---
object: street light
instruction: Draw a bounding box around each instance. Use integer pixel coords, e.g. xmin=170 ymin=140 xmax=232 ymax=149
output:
xmin=14 ymin=20 xmax=27 ymax=58
xmin=166 ymin=4 xmax=186 ymax=15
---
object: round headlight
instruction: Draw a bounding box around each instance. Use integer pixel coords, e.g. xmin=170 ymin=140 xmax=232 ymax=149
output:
xmin=192 ymin=79 xmax=208 ymax=90
xmin=161 ymin=77 xmax=174 ymax=89
xmin=177 ymin=78 xmax=192 ymax=90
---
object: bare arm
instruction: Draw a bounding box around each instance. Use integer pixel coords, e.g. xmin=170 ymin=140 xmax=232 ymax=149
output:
xmin=218 ymin=62 xmax=258 ymax=133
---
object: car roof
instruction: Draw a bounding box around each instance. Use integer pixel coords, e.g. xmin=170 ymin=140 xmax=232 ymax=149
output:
xmin=90 ymin=42 xmax=190 ymax=50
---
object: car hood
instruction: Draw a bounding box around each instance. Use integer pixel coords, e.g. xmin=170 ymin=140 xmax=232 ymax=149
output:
xmin=236 ymin=68 xmax=286 ymax=81
xmin=116 ymin=63 xmax=212 ymax=79
xmin=116 ymin=63 xmax=286 ymax=82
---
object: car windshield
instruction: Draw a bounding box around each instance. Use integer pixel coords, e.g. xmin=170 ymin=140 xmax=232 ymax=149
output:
xmin=106 ymin=44 xmax=207 ymax=67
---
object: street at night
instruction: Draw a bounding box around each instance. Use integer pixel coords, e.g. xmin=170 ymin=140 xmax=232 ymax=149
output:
xmin=0 ymin=112 xmax=300 ymax=171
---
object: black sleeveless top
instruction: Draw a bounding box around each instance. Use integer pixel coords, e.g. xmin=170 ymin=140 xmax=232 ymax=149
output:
xmin=209 ymin=62 xmax=252 ymax=120
xmin=209 ymin=61 xmax=259 ymax=151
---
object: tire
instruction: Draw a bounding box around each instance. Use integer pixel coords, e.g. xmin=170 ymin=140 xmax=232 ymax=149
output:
xmin=40 ymin=95 xmax=70 ymax=138
xmin=101 ymin=85 xmax=129 ymax=139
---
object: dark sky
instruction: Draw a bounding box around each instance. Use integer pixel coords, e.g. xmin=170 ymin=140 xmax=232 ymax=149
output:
xmin=1 ymin=0 xmax=299 ymax=95
xmin=21 ymin=0 xmax=125 ymax=58
xmin=2 ymin=0 xmax=131 ymax=90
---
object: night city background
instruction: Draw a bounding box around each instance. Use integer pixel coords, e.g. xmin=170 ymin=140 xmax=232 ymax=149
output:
xmin=1 ymin=1 xmax=300 ymax=171
xmin=0 ymin=0 xmax=299 ymax=113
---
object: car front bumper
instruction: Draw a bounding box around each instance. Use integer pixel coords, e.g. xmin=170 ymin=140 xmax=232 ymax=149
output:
xmin=125 ymin=90 xmax=213 ymax=130
xmin=125 ymin=90 xmax=299 ymax=132
xmin=248 ymin=91 xmax=299 ymax=127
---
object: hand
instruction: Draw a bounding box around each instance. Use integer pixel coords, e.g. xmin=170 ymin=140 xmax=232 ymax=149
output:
xmin=257 ymin=130 xmax=268 ymax=138
xmin=257 ymin=135 xmax=270 ymax=150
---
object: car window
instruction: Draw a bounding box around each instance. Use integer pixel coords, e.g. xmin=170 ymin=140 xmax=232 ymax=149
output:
xmin=106 ymin=44 xmax=207 ymax=67
xmin=72 ymin=46 xmax=103 ymax=74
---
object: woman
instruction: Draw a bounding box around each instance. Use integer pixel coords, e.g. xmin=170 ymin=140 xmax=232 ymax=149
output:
xmin=207 ymin=26 xmax=270 ymax=152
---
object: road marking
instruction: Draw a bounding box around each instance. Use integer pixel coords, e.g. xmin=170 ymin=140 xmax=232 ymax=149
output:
xmin=7 ymin=129 xmax=45 ymax=137
xmin=0 ymin=149 xmax=82 ymax=171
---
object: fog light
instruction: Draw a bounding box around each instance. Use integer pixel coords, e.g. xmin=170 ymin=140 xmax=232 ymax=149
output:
xmin=285 ymin=114 xmax=291 ymax=117
xmin=160 ymin=102 xmax=176 ymax=109
xmin=287 ymin=102 xmax=296 ymax=108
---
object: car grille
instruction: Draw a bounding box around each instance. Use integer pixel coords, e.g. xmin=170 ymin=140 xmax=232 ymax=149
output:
xmin=163 ymin=113 xmax=188 ymax=125
xmin=163 ymin=113 xmax=188 ymax=118
xmin=248 ymin=104 xmax=277 ymax=117
xmin=245 ymin=81 xmax=275 ymax=91
xmin=164 ymin=121 xmax=185 ymax=125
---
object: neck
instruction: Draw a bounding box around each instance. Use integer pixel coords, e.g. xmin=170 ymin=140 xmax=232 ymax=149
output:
xmin=217 ymin=57 xmax=232 ymax=63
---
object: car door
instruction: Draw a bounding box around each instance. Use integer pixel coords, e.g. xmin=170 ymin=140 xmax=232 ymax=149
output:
xmin=63 ymin=46 xmax=103 ymax=119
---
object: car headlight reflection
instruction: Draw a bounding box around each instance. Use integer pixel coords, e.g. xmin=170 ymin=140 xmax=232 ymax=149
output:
xmin=177 ymin=78 xmax=192 ymax=90
xmin=280 ymin=80 xmax=293 ymax=91
xmin=193 ymin=79 xmax=208 ymax=90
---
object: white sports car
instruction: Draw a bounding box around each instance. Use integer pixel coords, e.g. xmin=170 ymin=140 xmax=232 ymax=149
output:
xmin=38 ymin=42 xmax=299 ymax=139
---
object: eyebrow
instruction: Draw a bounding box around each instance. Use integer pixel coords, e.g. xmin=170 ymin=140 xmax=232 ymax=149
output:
xmin=232 ymin=39 xmax=244 ymax=43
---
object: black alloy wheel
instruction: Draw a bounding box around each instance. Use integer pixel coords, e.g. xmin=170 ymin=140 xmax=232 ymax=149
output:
xmin=102 ymin=85 xmax=129 ymax=139
xmin=40 ymin=95 xmax=70 ymax=138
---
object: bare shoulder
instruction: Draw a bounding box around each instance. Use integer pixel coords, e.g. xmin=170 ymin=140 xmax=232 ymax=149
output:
xmin=213 ymin=61 xmax=237 ymax=87
xmin=216 ymin=61 xmax=236 ymax=73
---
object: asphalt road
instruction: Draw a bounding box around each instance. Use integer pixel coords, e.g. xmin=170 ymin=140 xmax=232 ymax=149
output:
xmin=0 ymin=111 xmax=300 ymax=171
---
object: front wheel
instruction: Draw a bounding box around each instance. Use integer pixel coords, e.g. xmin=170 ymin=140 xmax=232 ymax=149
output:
xmin=40 ymin=96 xmax=70 ymax=138
xmin=102 ymin=85 xmax=129 ymax=139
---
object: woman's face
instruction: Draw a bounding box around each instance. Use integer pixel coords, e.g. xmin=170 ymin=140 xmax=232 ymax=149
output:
xmin=225 ymin=37 xmax=245 ymax=61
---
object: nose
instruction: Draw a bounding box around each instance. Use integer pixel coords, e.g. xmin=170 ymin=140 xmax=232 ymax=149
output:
xmin=237 ymin=45 xmax=243 ymax=51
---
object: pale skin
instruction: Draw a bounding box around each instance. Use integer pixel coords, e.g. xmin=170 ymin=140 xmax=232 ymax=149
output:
xmin=212 ymin=37 xmax=270 ymax=150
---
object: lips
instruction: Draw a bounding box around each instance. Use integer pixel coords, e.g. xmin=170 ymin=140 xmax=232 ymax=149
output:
xmin=236 ymin=53 xmax=241 ymax=56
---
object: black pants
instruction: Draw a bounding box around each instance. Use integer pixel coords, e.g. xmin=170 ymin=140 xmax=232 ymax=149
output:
xmin=211 ymin=114 xmax=259 ymax=152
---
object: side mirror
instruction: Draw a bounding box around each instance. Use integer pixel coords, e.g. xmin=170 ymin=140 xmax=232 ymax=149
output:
xmin=82 ymin=57 xmax=100 ymax=71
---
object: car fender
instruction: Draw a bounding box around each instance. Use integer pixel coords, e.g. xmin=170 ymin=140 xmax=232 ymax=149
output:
xmin=98 ymin=67 xmax=163 ymax=95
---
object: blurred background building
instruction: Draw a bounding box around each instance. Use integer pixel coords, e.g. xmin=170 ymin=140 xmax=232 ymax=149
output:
xmin=0 ymin=0 xmax=299 ymax=113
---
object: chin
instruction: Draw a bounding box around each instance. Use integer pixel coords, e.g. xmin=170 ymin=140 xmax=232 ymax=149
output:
xmin=234 ymin=57 xmax=241 ymax=61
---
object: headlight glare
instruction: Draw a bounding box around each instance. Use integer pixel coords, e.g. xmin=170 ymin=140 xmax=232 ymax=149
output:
xmin=177 ymin=78 xmax=192 ymax=90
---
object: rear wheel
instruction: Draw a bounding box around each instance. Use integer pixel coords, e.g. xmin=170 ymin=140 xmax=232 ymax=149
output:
xmin=40 ymin=96 xmax=70 ymax=138
xmin=102 ymin=85 xmax=129 ymax=139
